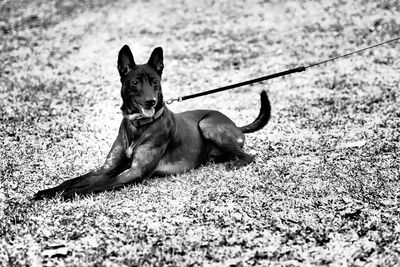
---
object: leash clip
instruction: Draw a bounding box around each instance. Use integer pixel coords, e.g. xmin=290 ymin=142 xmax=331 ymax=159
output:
xmin=164 ymin=96 xmax=183 ymax=105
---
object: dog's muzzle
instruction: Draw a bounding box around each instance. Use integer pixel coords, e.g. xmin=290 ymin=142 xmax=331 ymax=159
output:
xmin=122 ymin=102 xmax=155 ymax=120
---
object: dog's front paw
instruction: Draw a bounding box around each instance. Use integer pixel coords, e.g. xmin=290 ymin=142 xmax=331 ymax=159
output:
xmin=33 ymin=188 xmax=78 ymax=201
xmin=32 ymin=188 xmax=60 ymax=200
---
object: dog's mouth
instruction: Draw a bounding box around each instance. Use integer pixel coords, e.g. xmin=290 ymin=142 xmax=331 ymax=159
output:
xmin=138 ymin=105 xmax=155 ymax=117
xmin=122 ymin=102 xmax=155 ymax=120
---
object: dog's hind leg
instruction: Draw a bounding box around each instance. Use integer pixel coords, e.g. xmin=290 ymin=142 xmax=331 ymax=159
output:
xmin=199 ymin=113 xmax=253 ymax=169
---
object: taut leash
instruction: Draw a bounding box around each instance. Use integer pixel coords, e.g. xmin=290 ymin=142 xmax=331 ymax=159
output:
xmin=165 ymin=36 xmax=400 ymax=104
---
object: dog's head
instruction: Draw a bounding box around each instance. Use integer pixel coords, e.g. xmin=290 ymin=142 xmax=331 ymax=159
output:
xmin=117 ymin=45 xmax=164 ymax=120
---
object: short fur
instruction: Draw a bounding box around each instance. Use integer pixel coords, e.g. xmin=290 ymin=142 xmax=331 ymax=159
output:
xmin=34 ymin=45 xmax=271 ymax=200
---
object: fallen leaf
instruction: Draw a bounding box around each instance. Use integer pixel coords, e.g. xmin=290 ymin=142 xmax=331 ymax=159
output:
xmin=42 ymin=244 xmax=69 ymax=258
xmin=337 ymin=140 xmax=366 ymax=149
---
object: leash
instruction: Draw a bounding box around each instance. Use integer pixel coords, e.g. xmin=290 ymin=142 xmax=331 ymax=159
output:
xmin=165 ymin=36 xmax=400 ymax=104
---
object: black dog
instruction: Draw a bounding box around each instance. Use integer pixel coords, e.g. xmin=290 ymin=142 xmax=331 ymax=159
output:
xmin=34 ymin=45 xmax=270 ymax=200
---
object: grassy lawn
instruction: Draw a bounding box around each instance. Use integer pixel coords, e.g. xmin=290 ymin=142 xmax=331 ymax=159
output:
xmin=1 ymin=0 xmax=400 ymax=265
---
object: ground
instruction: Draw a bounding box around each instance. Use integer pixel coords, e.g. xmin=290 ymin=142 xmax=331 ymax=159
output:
xmin=1 ymin=0 xmax=400 ymax=266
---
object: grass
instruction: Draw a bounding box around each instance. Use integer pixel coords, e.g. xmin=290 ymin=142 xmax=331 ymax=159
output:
xmin=1 ymin=0 xmax=400 ymax=266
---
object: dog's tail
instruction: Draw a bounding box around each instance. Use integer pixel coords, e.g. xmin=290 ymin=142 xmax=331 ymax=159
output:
xmin=240 ymin=90 xmax=271 ymax=134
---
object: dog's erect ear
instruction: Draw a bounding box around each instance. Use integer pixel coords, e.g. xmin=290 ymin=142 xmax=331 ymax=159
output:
xmin=147 ymin=47 xmax=164 ymax=75
xmin=117 ymin=45 xmax=136 ymax=81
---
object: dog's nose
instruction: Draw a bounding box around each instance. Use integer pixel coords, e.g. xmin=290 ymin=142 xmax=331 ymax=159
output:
xmin=145 ymin=99 xmax=156 ymax=108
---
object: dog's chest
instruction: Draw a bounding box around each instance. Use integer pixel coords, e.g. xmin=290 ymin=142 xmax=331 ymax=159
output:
xmin=123 ymin=122 xmax=141 ymax=159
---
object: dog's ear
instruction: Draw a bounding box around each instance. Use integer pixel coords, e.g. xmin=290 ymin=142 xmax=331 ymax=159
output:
xmin=117 ymin=45 xmax=136 ymax=81
xmin=147 ymin=47 xmax=164 ymax=75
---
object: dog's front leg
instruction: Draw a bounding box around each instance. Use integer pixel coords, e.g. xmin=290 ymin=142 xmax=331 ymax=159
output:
xmin=33 ymin=127 xmax=129 ymax=200
xmin=52 ymin=141 xmax=168 ymax=199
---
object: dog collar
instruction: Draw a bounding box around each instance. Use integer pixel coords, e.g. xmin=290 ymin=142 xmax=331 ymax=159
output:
xmin=129 ymin=106 xmax=164 ymax=127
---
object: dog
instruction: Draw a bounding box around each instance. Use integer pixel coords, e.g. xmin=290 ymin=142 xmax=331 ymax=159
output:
xmin=33 ymin=45 xmax=271 ymax=200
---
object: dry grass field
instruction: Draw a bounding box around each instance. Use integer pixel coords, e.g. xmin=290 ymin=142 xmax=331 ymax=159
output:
xmin=1 ymin=0 xmax=400 ymax=266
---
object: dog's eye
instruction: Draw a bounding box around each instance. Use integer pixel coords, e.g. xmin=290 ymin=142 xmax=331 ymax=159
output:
xmin=131 ymin=80 xmax=139 ymax=86
xmin=152 ymin=80 xmax=159 ymax=85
